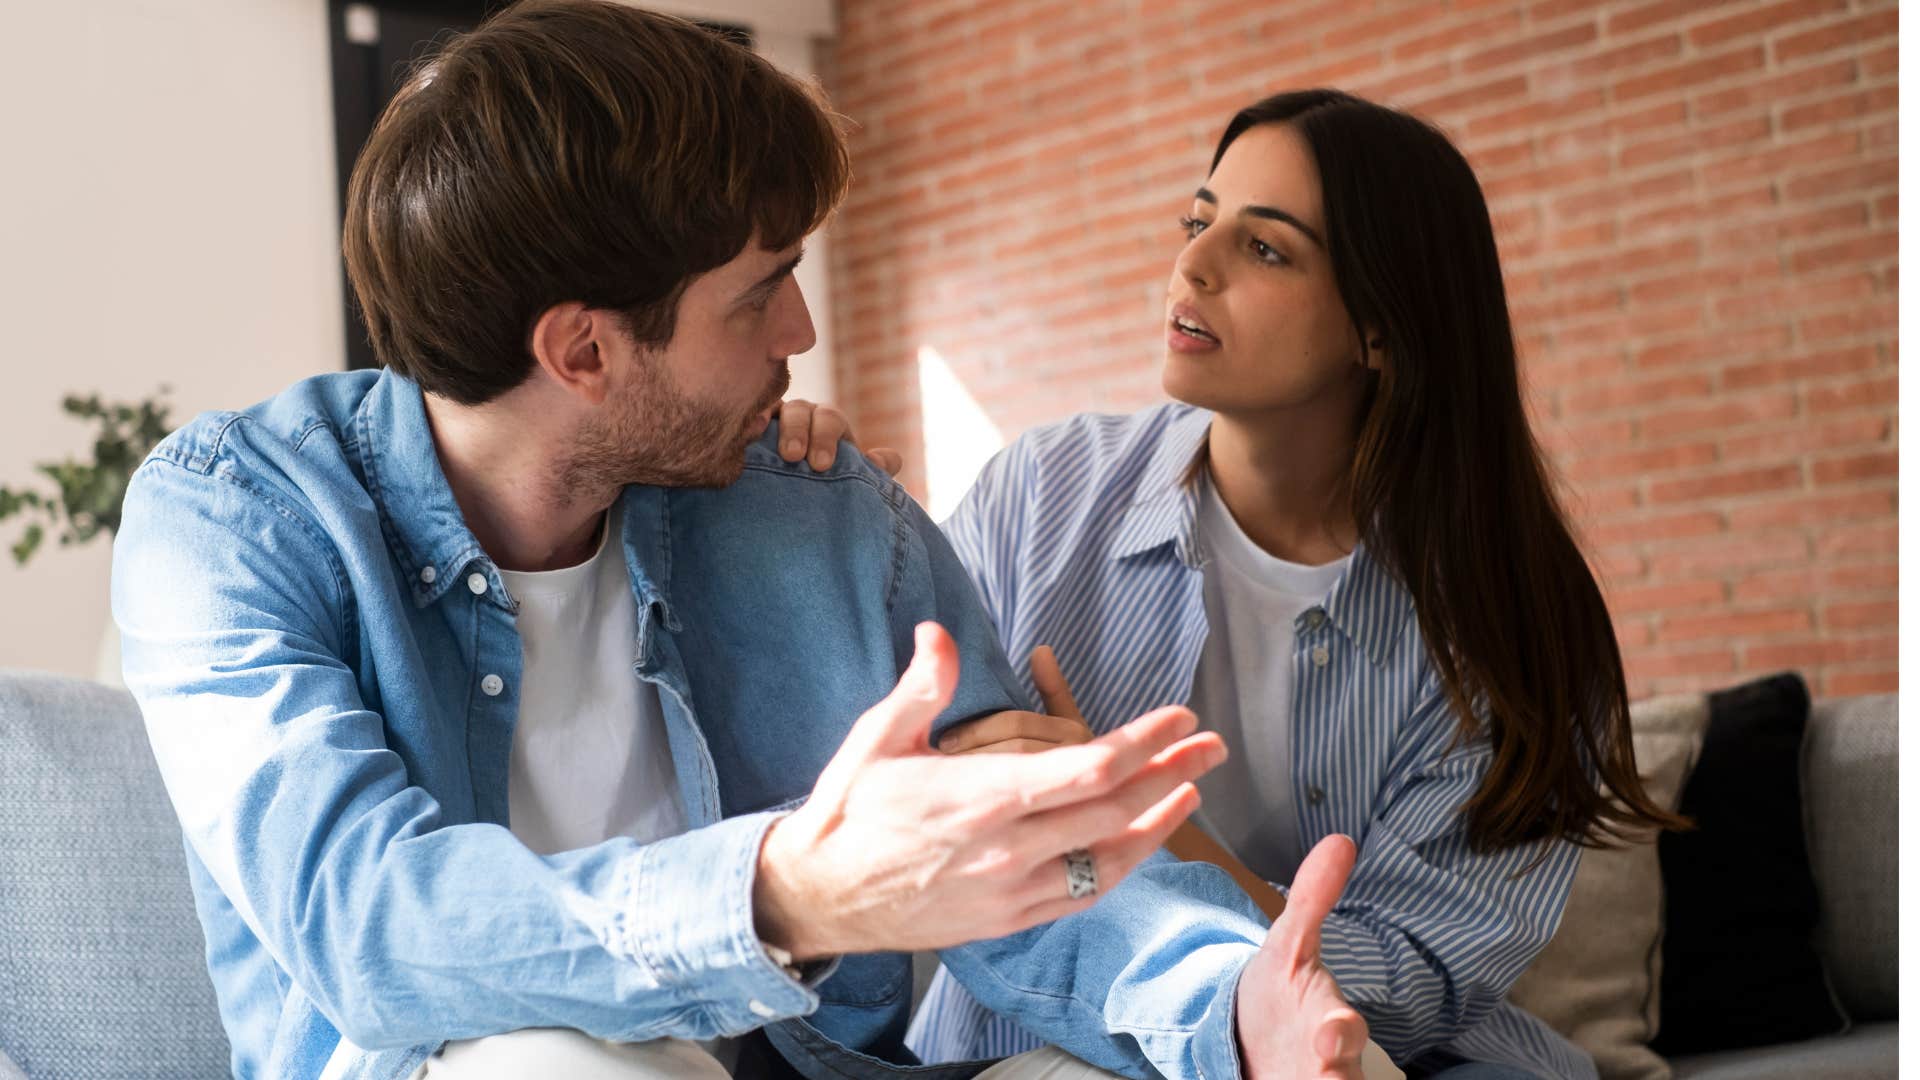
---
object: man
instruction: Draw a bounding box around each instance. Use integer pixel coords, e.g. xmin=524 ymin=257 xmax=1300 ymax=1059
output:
xmin=112 ymin=3 xmax=1365 ymax=1078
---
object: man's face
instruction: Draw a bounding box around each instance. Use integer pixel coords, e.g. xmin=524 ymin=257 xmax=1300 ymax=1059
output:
xmin=574 ymin=240 xmax=815 ymax=491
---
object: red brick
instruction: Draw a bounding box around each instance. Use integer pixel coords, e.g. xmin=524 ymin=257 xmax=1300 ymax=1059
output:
xmin=1615 ymin=47 xmax=1767 ymax=103
xmin=1824 ymin=599 xmax=1896 ymax=630
xmin=1823 ymin=668 xmax=1898 ymax=696
xmin=1860 ymin=44 xmax=1897 ymax=78
xmin=1688 ymin=0 xmax=1847 ymax=48
xmin=1812 ymin=450 xmax=1898 ymax=486
xmin=1800 ymin=301 xmax=1898 ymax=343
xmin=1784 ymin=160 xmax=1899 ymax=202
xmin=1782 ymin=85 xmax=1899 ymax=131
xmin=1641 ymin=392 xmax=1799 ymax=441
xmin=1693 ymin=58 xmax=1859 ymax=118
xmin=1817 ymin=522 xmax=1896 ymax=560
xmin=1569 ymin=34 xmax=1684 ymax=80
xmin=1773 ymin=10 xmax=1899 ymax=63
xmin=1807 ymin=375 xmax=1897 ymax=414
xmin=1607 ymin=579 xmax=1728 ymax=615
xmin=1609 ymin=0 xmax=1744 ymax=35
xmin=1721 ymin=345 xmax=1880 ymax=388
xmin=1594 ymin=510 xmax=1730 ymax=547
xmin=1648 ymin=463 xmax=1804 ymax=503
xmin=1745 ymin=635 xmax=1898 ymax=668
xmin=1462 ymin=22 xmax=1599 ymax=74
xmin=1721 ymin=415 xmax=1892 ymax=463
xmin=1634 ymin=326 xmax=1792 ymax=372
xmin=1627 ymin=648 xmax=1739 ymax=680
xmin=1791 ymin=232 xmax=1899 ymax=274
xmin=1662 ymin=606 xmax=1812 ymax=642
xmin=1649 ymin=533 xmax=1810 ymax=579
xmin=1393 ymin=12 xmax=1527 ymax=62
xmin=1727 ymin=487 xmax=1894 ymax=530
xmin=1469 ymin=90 xmax=1610 ymax=140
xmin=1319 ymin=4 xmax=1451 ymax=50
xmin=1569 ymin=442 xmax=1719 ymax=482
xmin=1565 ymin=373 xmax=1713 ymax=414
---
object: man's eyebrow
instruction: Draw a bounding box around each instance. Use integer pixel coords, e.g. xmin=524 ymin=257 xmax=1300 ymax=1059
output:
xmin=1193 ymin=187 xmax=1324 ymax=248
xmin=742 ymin=249 xmax=805 ymax=300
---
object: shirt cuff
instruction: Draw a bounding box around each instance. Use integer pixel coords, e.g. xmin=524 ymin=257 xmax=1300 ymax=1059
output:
xmin=1193 ymin=958 xmax=1248 ymax=1080
xmin=622 ymin=810 xmax=823 ymax=1035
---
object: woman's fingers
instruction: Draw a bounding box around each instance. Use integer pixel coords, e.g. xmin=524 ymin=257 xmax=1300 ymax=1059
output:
xmin=1029 ymin=645 xmax=1087 ymax=723
xmin=937 ymin=709 xmax=1092 ymax=754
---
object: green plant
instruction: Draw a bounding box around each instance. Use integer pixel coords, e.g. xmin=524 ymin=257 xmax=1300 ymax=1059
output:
xmin=0 ymin=389 xmax=174 ymax=565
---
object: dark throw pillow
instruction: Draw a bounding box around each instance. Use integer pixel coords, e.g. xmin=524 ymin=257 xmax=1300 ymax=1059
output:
xmin=1651 ymin=671 xmax=1849 ymax=1056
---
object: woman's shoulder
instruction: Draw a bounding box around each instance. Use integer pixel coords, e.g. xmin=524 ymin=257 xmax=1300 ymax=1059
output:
xmin=1009 ymin=401 xmax=1207 ymax=463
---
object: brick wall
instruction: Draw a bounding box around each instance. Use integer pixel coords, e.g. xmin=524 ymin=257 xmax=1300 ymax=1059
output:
xmin=823 ymin=0 xmax=1897 ymax=699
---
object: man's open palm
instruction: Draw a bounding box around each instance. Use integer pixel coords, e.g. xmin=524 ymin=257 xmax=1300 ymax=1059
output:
xmin=1237 ymin=834 xmax=1371 ymax=1080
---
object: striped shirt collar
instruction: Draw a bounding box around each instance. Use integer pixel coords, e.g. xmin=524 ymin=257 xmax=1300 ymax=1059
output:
xmin=1108 ymin=404 xmax=1415 ymax=667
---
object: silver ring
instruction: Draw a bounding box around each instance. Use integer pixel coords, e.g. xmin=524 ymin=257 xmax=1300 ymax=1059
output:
xmin=1064 ymin=848 xmax=1097 ymax=899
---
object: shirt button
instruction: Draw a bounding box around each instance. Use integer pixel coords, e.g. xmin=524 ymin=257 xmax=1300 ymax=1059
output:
xmin=1311 ymin=645 xmax=1330 ymax=668
xmin=1304 ymin=608 xmax=1326 ymax=629
xmin=480 ymin=674 xmax=504 ymax=697
xmin=418 ymin=565 xmax=437 ymax=584
xmin=747 ymin=999 xmax=778 ymax=1019
xmin=1307 ymin=786 xmax=1326 ymax=806
xmin=467 ymin=572 xmax=488 ymax=595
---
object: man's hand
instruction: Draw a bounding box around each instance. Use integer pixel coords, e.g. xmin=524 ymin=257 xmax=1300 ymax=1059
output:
xmin=776 ymin=398 xmax=904 ymax=476
xmin=753 ymin=623 xmax=1226 ymax=961
xmin=1237 ymin=835 xmax=1371 ymax=1080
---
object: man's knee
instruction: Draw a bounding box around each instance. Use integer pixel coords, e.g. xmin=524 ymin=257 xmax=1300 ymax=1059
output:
xmin=412 ymin=1029 xmax=732 ymax=1079
xmin=975 ymin=1046 xmax=1126 ymax=1080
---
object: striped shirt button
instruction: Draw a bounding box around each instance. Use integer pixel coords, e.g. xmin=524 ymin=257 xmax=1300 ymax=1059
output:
xmin=1307 ymin=785 xmax=1326 ymax=806
xmin=1311 ymin=645 xmax=1330 ymax=667
xmin=1303 ymin=608 xmax=1326 ymax=630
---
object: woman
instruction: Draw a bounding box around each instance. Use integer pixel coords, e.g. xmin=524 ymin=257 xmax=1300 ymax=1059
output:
xmin=876 ymin=89 xmax=1685 ymax=1080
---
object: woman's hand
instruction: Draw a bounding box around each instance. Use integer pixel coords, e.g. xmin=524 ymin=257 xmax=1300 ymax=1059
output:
xmin=775 ymin=398 xmax=904 ymax=476
xmin=935 ymin=647 xmax=1096 ymax=755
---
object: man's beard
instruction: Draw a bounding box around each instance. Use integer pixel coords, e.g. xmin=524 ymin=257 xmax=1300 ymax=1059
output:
xmin=558 ymin=363 xmax=791 ymax=496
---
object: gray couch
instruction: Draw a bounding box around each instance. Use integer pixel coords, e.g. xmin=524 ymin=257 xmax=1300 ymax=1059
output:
xmin=0 ymin=669 xmax=1897 ymax=1078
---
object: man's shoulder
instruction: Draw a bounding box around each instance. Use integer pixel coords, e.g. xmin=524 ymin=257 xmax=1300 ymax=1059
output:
xmin=145 ymin=370 xmax=381 ymax=478
xmin=734 ymin=421 xmax=904 ymax=504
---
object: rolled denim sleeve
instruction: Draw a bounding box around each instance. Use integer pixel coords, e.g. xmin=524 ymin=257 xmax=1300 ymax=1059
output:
xmin=1316 ymin=676 xmax=1581 ymax=1060
xmin=113 ymin=455 xmax=817 ymax=1051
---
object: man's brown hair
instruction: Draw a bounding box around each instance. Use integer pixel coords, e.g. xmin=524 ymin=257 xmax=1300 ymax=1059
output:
xmin=342 ymin=0 xmax=850 ymax=404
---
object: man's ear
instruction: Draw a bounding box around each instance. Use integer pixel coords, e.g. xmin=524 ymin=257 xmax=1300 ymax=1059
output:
xmin=528 ymin=301 xmax=616 ymax=405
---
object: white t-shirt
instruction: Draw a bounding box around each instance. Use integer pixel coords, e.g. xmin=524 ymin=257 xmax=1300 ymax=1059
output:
xmin=1187 ymin=473 xmax=1351 ymax=885
xmin=498 ymin=510 xmax=685 ymax=856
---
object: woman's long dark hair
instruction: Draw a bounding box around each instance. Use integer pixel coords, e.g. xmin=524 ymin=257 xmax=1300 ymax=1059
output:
xmin=1213 ymin=89 xmax=1687 ymax=851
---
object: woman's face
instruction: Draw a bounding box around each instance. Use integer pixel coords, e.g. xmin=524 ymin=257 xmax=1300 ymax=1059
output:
xmin=1162 ymin=122 xmax=1374 ymax=417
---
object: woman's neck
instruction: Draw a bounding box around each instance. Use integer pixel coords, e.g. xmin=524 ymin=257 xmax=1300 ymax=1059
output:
xmin=1203 ymin=407 xmax=1360 ymax=566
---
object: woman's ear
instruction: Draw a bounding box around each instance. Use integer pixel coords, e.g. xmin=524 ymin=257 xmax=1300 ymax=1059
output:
xmin=1359 ymin=328 xmax=1387 ymax=372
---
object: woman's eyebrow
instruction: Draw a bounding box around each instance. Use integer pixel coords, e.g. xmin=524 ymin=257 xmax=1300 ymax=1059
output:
xmin=1195 ymin=187 xmax=1324 ymax=248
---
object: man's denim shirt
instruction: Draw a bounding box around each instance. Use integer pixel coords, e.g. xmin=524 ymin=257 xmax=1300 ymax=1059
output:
xmin=112 ymin=370 xmax=1271 ymax=1080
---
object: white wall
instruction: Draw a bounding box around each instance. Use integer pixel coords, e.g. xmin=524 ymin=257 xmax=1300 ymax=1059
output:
xmin=0 ymin=0 xmax=843 ymax=678
xmin=0 ymin=0 xmax=344 ymax=676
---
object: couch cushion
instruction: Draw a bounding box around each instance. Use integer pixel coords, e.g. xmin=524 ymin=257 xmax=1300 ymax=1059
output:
xmin=1668 ymin=1021 xmax=1897 ymax=1080
xmin=1653 ymin=672 xmax=1848 ymax=1056
xmin=0 ymin=669 xmax=230 ymax=1079
xmin=1803 ymin=694 xmax=1898 ymax=1022
xmin=1508 ymin=693 xmax=1708 ymax=1080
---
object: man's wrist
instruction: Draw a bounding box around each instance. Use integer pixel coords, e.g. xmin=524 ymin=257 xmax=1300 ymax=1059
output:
xmin=753 ymin=813 xmax=834 ymax=962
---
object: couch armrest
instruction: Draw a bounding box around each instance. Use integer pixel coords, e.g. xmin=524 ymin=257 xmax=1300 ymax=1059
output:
xmin=1802 ymin=693 xmax=1898 ymax=1022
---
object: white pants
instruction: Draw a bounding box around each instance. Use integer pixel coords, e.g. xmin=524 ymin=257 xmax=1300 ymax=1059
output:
xmin=409 ymin=1029 xmax=1121 ymax=1079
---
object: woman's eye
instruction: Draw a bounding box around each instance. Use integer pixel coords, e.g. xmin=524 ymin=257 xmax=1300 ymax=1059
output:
xmin=1251 ymin=239 xmax=1287 ymax=265
xmin=1177 ymin=214 xmax=1208 ymax=238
